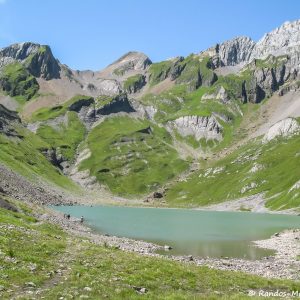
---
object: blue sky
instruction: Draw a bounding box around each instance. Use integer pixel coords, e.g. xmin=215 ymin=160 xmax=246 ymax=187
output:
xmin=0 ymin=0 xmax=299 ymax=70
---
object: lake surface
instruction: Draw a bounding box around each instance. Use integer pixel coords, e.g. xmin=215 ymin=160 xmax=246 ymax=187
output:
xmin=53 ymin=205 xmax=300 ymax=260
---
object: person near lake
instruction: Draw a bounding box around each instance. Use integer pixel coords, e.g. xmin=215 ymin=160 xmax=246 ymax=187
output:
xmin=80 ymin=216 xmax=84 ymax=224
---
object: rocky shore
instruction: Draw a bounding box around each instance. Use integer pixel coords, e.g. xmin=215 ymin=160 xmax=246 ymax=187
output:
xmin=39 ymin=207 xmax=162 ymax=254
xmin=42 ymin=206 xmax=300 ymax=281
xmin=190 ymin=229 xmax=300 ymax=280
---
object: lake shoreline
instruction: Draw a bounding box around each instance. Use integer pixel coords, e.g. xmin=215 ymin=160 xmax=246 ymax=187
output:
xmin=44 ymin=206 xmax=300 ymax=281
xmin=50 ymin=187 xmax=300 ymax=215
xmin=53 ymin=196 xmax=300 ymax=216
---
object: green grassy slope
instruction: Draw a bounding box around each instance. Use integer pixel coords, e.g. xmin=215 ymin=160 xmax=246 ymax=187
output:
xmin=165 ymin=133 xmax=300 ymax=210
xmin=30 ymin=95 xmax=93 ymax=122
xmin=79 ymin=116 xmax=188 ymax=196
xmin=140 ymin=81 xmax=243 ymax=152
xmin=1 ymin=199 xmax=299 ymax=299
xmin=36 ymin=111 xmax=86 ymax=162
xmin=0 ymin=62 xmax=39 ymax=104
xmin=1 ymin=50 xmax=296 ymax=207
xmin=0 ymin=124 xmax=78 ymax=191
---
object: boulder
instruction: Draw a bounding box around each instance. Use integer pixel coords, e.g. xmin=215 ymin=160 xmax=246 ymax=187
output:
xmin=153 ymin=192 xmax=163 ymax=199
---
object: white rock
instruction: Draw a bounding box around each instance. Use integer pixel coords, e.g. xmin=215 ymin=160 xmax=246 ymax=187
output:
xmin=263 ymin=118 xmax=300 ymax=143
xmin=249 ymin=163 xmax=264 ymax=173
xmin=168 ymin=115 xmax=222 ymax=141
xmin=241 ymin=182 xmax=257 ymax=194
xmin=202 ymin=86 xmax=229 ymax=103
xmin=250 ymin=20 xmax=300 ymax=61
xmin=289 ymin=180 xmax=300 ymax=192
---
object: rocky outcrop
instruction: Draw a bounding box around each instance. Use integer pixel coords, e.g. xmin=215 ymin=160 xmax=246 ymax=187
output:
xmin=96 ymin=94 xmax=135 ymax=115
xmin=0 ymin=42 xmax=41 ymax=67
xmin=263 ymin=118 xmax=300 ymax=142
xmin=218 ymin=37 xmax=255 ymax=66
xmin=97 ymin=79 xmax=121 ymax=95
xmin=0 ymin=104 xmax=21 ymax=136
xmin=202 ymin=86 xmax=229 ymax=103
xmin=68 ymin=97 xmax=94 ymax=112
xmin=25 ymin=45 xmax=61 ymax=80
xmin=131 ymin=100 xmax=157 ymax=120
xmin=169 ymin=56 xmax=185 ymax=80
xmin=136 ymin=126 xmax=153 ymax=135
xmin=0 ymin=42 xmax=61 ymax=80
xmin=168 ymin=115 xmax=222 ymax=141
xmin=205 ymin=37 xmax=255 ymax=68
xmin=175 ymin=56 xmax=217 ymax=91
xmin=123 ymin=74 xmax=146 ymax=94
xmin=41 ymin=148 xmax=66 ymax=170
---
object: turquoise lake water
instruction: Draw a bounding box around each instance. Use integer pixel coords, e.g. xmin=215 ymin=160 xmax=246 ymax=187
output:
xmin=52 ymin=205 xmax=300 ymax=259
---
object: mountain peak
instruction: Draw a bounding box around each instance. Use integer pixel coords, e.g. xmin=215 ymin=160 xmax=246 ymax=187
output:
xmin=0 ymin=42 xmax=46 ymax=61
xmin=0 ymin=42 xmax=60 ymax=80
xmin=107 ymin=51 xmax=152 ymax=76
xmin=250 ymin=19 xmax=300 ymax=60
xmin=112 ymin=51 xmax=151 ymax=65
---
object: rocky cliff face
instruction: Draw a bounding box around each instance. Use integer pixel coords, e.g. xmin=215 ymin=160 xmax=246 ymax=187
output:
xmin=168 ymin=115 xmax=222 ymax=141
xmin=250 ymin=20 xmax=300 ymax=61
xmin=204 ymin=20 xmax=300 ymax=76
xmin=0 ymin=42 xmax=41 ymax=67
xmin=206 ymin=37 xmax=255 ymax=68
xmin=96 ymin=94 xmax=135 ymax=116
